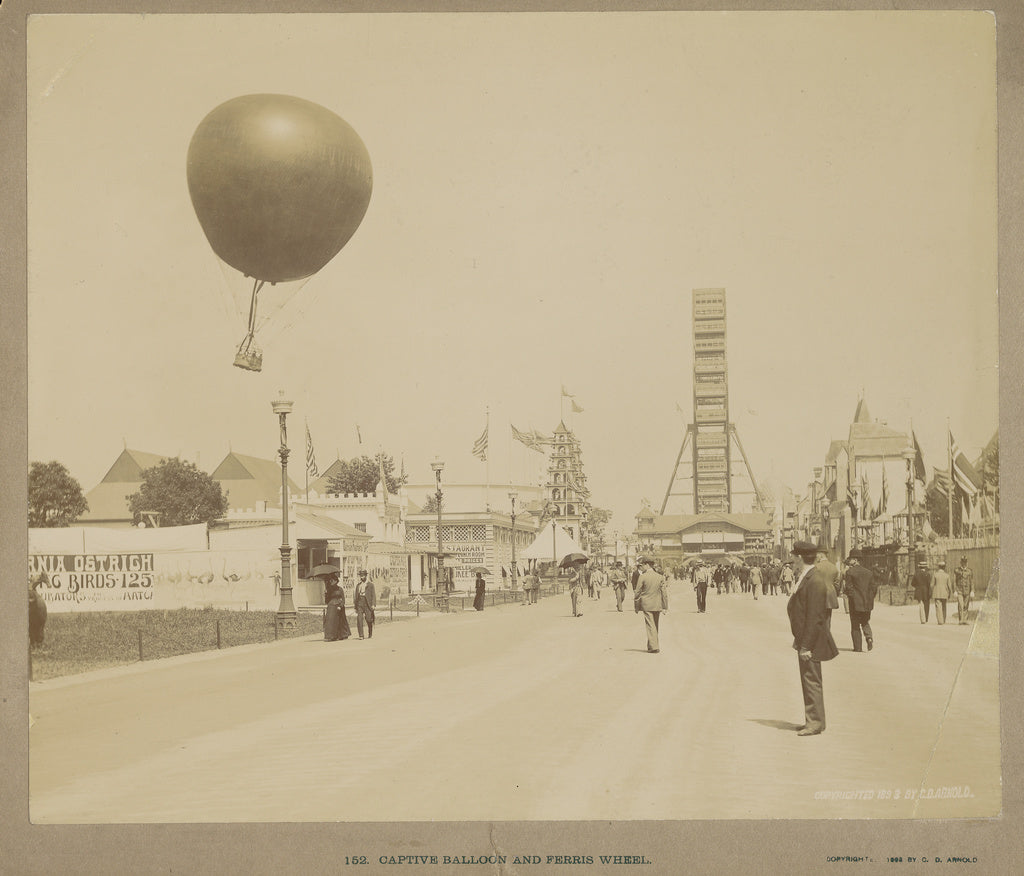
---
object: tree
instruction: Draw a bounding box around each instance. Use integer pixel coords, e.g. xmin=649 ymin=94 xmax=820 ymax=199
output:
xmin=128 ymin=458 xmax=228 ymax=527
xmin=29 ymin=461 xmax=88 ymax=527
xmin=326 ymin=452 xmax=404 ymax=495
xmin=421 ymin=493 xmax=443 ymax=514
xmin=582 ymin=506 xmax=612 ymax=555
xmin=978 ymin=432 xmax=999 ymax=512
xmin=925 ymin=481 xmax=961 ymax=538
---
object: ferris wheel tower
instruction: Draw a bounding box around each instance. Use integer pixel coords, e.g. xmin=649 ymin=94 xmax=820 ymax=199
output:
xmin=660 ymin=288 xmax=765 ymax=515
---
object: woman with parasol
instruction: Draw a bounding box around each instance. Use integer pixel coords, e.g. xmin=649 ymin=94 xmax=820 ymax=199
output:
xmin=313 ymin=564 xmax=351 ymax=642
xmin=561 ymin=553 xmax=588 ymax=617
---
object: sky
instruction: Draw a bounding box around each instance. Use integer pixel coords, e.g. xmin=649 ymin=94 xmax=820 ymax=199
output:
xmin=26 ymin=11 xmax=998 ymax=534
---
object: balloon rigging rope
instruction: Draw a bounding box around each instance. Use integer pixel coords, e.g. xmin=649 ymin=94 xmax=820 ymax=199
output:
xmin=246 ymin=278 xmax=265 ymax=336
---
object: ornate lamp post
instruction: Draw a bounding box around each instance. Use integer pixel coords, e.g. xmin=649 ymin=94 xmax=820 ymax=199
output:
xmin=271 ymin=391 xmax=297 ymax=632
xmin=431 ymin=458 xmax=446 ymax=610
xmin=508 ymin=490 xmax=518 ymax=592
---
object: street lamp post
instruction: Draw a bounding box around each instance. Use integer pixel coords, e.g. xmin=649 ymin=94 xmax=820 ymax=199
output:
xmin=508 ymin=490 xmax=518 ymax=592
xmin=271 ymin=391 xmax=297 ymax=632
xmin=431 ymin=458 xmax=446 ymax=611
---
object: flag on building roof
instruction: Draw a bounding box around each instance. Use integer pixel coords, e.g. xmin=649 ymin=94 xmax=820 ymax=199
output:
xmin=305 ymin=422 xmax=319 ymax=478
xmin=531 ymin=428 xmax=551 ymax=445
xmin=561 ymin=385 xmax=574 ymax=398
xmin=472 ymin=423 xmax=488 ymax=462
xmin=571 ymin=400 xmax=584 ymax=413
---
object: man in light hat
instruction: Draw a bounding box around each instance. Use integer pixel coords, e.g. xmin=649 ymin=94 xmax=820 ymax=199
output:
xmin=931 ymin=560 xmax=951 ymax=625
xmin=353 ymin=569 xmax=376 ymax=639
xmin=912 ymin=560 xmax=933 ymax=624
xmin=786 ymin=541 xmax=839 ymax=735
xmin=843 ymin=549 xmax=877 ymax=651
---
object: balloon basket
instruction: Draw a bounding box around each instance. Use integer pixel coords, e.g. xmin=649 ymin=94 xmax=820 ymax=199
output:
xmin=233 ymin=336 xmax=263 ymax=372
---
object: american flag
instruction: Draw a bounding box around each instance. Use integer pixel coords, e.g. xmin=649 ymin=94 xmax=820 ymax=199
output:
xmin=511 ymin=424 xmax=543 ymax=452
xmin=472 ymin=424 xmax=488 ymax=461
xmin=305 ymin=422 xmax=319 ymax=478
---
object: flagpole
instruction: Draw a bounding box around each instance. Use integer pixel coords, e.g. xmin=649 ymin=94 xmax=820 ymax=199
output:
xmin=947 ymin=421 xmax=954 ymax=538
xmin=485 ymin=406 xmax=491 ymax=511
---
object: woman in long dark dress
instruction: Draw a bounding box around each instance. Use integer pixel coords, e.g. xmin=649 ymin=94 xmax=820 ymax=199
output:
xmin=321 ymin=571 xmax=351 ymax=641
xmin=473 ymin=572 xmax=486 ymax=611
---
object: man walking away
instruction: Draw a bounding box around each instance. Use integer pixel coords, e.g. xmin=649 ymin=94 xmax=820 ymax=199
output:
xmin=749 ymin=564 xmax=762 ymax=600
xmin=954 ymin=555 xmax=974 ymax=624
xmin=912 ymin=561 xmax=932 ymax=624
xmin=843 ymin=549 xmax=877 ymax=651
xmin=634 ymin=558 xmax=669 ymax=652
xmin=931 ymin=560 xmax=951 ymax=625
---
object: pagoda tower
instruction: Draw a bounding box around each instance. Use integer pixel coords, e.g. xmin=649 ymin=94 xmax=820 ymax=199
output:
xmin=544 ymin=421 xmax=591 ymax=544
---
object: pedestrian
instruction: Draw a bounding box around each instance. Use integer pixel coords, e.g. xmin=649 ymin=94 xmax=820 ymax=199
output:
xmin=816 ymin=546 xmax=841 ymax=628
xmin=473 ymin=572 xmax=486 ymax=611
xmin=610 ymin=561 xmax=627 ymax=611
xmin=29 ymin=571 xmax=48 ymax=647
xmin=693 ymin=561 xmax=709 ymax=613
xmin=318 ymin=567 xmax=351 ymax=642
xmin=530 ymin=567 xmax=541 ymax=604
xmin=585 ymin=564 xmax=595 ymax=598
xmin=569 ymin=561 xmax=585 ymax=617
xmin=786 ymin=541 xmax=839 ymax=736
xmin=590 ymin=564 xmax=607 ymax=600
xmin=954 ymin=555 xmax=974 ymax=624
xmin=931 ymin=560 xmax=951 ymax=625
xmin=780 ymin=561 xmax=794 ymax=596
xmin=768 ymin=561 xmax=780 ymax=596
xmin=749 ymin=564 xmax=762 ymax=600
xmin=353 ymin=569 xmax=376 ymax=639
xmin=912 ymin=561 xmax=933 ymax=624
xmin=634 ymin=557 xmax=669 ymax=653
xmin=842 ymin=549 xmax=876 ymax=651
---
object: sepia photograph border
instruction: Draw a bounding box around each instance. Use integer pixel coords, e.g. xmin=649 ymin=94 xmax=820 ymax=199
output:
xmin=2 ymin=0 xmax=1021 ymax=872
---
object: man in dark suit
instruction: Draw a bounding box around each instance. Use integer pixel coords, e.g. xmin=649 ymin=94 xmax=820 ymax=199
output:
xmin=912 ymin=561 xmax=933 ymax=624
xmin=634 ymin=558 xmax=669 ymax=653
xmin=353 ymin=569 xmax=376 ymax=639
xmin=843 ymin=549 xmax=877 ymax=651
xmin=787 ymin=541 xmax=839 ymax=736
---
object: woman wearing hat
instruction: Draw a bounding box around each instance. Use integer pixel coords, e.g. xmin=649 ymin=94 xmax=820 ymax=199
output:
xmin=316 ymin=567 xmax=351 ymax=642
xmin=473 ymin=571 xmax=486 ymax=611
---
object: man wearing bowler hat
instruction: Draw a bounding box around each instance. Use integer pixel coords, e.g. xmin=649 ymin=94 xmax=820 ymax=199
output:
xmin=843 ymin=548 xmax=877 ymax=651
xmin=786 ymin=541 xmax=839 ymax=735
xmin=353 ymin=569 xmax=376 ymax=639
